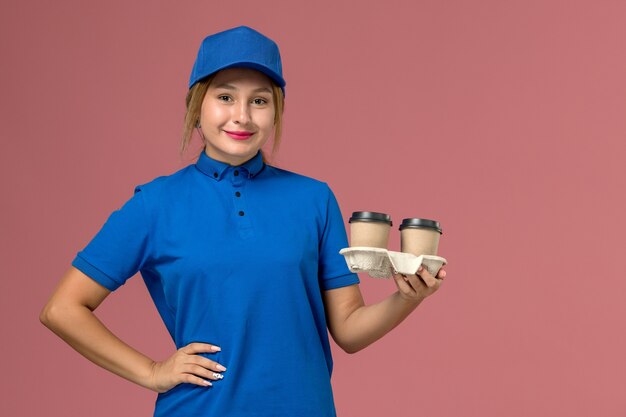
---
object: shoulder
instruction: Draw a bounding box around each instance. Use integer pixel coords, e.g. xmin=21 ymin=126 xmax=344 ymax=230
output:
xmin=131 ymin=164 xmax=197 ymax=203
xmin=263 ymin=165 xmax=332 ymax=196
xmin=135 ymin=165 xmax=195 ymax=194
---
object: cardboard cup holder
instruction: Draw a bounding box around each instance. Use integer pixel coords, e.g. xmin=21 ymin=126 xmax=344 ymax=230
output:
xmin=339 ymin=247 xmax=447 ymax=279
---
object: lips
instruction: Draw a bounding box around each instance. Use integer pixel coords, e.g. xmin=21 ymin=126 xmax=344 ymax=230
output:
xmin=225 ymin=130 xmax=253 ymax=140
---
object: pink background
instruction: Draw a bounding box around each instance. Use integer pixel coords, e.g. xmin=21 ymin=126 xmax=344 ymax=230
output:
xmin=2 ymin=0 xmax=625 ymax=416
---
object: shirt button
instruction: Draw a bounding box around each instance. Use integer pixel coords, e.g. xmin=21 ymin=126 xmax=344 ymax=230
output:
xmin=234 ymin=170 xmax=239 ymax=176
xmin=238 ymin=211 xmax=245 ymax=216
xmin=235 ymin=191 xmax=241 ymax=197
xmin=213 ymin=172 xmax=218 ymax=178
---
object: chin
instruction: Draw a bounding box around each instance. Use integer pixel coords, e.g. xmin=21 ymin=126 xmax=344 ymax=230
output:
xmin=229 ymin=142 xmax=262 ymax=153
xmin=220 ymin=146 xmax=260 ymax=162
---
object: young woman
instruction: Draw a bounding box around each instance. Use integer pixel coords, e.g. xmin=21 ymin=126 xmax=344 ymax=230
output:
xmin=40 ymin=25 xmax=446 ymax=417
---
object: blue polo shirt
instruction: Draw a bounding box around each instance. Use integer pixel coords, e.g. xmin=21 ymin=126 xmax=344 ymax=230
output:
xmin=71 ymin=148 xmax=360 ymax=417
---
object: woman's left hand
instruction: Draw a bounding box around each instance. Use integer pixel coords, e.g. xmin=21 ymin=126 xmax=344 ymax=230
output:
xmin=392 ymin=266 xmax=446 ymax=303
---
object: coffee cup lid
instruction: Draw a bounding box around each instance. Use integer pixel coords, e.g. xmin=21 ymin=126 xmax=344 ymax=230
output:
xmin=349 ymin=211 xmax=392 ymax=226
xmin=399 ymin=218 xmax=442 ymax=234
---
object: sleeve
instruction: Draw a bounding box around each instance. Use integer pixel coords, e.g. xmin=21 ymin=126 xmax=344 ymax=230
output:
xmin=318 ymin=183 xmax=360 ymax=291
xmin=71 ymin=185 xmax=151 ymax=291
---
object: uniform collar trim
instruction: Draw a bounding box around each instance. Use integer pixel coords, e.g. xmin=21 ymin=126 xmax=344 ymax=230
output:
xmin=195 ymin=148 xmax=265 ymax=181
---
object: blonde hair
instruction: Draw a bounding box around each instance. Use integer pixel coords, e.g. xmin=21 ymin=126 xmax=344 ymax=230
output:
xmin=180 ymin=73 xmax=285 ymax=165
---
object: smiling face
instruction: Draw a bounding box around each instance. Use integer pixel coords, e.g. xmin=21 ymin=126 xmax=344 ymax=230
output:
xmin=198 ymin=67 xmax=276 ymax=166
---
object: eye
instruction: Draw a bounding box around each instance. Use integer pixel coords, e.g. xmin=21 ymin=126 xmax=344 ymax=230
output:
xmin=217 ymin=95 xmax=233 ymax=102
xmin=253 ymin=98 xmax=268 ymax=105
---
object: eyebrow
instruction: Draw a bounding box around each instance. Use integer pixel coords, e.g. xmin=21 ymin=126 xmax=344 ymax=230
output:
xmin=213 ymin=83 xmax=272 ymax=94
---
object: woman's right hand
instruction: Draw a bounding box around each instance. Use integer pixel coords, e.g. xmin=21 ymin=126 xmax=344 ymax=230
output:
xmin=148 ymin=342 xmax=227 ymax=393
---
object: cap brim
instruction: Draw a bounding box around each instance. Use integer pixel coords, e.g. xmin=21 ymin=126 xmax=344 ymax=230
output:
xmin=189 ymin=61 xmax=286 ymax=93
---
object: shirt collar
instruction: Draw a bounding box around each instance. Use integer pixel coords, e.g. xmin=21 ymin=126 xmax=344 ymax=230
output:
xmin=195 ymin=148 xmax=265 ymax=181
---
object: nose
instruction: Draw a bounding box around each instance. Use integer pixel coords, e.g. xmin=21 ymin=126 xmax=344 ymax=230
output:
xmin=232 ymin=101 xmax=251 ymax=125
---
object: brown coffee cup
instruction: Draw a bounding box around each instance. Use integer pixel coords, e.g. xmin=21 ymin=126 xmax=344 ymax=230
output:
xmin=348 ymin=212 xmax=393 ymax=248
xmin=399 ymin=218 xmax=443 ymax=256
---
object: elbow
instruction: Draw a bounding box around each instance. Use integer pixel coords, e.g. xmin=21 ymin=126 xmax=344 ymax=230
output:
xmin=342 ymin=346 xmax=361 ymax=355
xmin=39 ymin=302 xmax=56 ymax=328
xmin=39 ymin=301 xmax=69 ymax=330
xmin=331 ymin=319 xmax=368 ymax=354
xmin=336 ymin=339 xmax=366 ymax=355
xmin=344 ymin=344 xmax=367 ymax=354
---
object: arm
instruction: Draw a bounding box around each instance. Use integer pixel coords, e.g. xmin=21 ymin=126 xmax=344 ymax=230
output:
xmin=323 ymin=267 xmax=446 ymax=354
xmin=39 ymin=266 xmax=158 ymax=390
xmin=39 ymin=267 xmax=225 ymax=392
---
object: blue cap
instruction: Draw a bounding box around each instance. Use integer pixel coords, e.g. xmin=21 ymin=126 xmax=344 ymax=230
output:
xmin=189 ymin=26 xmax=286 ymax=96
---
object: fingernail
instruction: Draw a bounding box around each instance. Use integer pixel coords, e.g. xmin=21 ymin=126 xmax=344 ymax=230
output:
xmin=418 ymin=266 xmax=424 ymax=272
xmin=217 ymin=364 xmax=227 ymax=371
xmin=211 ymin=345 xmax=221 ymax=352
xmin=203 ymin=380 xmax=213 ymax=386
xmin=212 ymin=372 xmax=224 ymax=380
